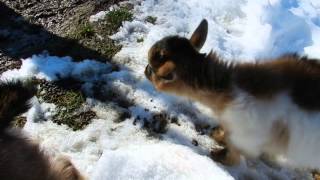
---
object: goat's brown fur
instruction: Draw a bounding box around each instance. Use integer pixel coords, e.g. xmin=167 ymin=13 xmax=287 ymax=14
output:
xmin=145 ymin=19 xmax=320 ymax=166
xmin=0 ymin=81 xmax=85 ymax=180
xmin=234 ymin=54 xmax=320 ymax=110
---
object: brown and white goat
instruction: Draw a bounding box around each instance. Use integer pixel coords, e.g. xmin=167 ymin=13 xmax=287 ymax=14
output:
xmin=145 ymin=19 xmax=320 ymax=169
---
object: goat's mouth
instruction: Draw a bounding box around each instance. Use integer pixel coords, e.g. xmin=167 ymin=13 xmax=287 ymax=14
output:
xmin=144 ymin=64 xmax=154 ymax=81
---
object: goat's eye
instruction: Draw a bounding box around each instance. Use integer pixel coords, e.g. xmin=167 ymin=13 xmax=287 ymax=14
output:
xmin=158 ymin=52 xmax=168 ymax=62
xmin=160 ymin=72 xmax=174 ymax=81
xmin=158 ymin=55 xmax=165 ymax=62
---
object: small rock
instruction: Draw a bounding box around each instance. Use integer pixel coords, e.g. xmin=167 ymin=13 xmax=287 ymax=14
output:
xmin=195 ymin=123 xmax=210 ymax=135
xmin=170 ymin=117 xmax=180 ymax=126
xmin=150 ymin=113 xmax=168 ymax=134
xmin=192 ymin=139 xmax=198 ymax=146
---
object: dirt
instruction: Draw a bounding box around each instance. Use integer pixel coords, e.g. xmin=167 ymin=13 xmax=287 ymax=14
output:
xmin=0 ymin=0 xmax=125 ymax=63
xmin=0 ymin=0 xmax=136 ymax=130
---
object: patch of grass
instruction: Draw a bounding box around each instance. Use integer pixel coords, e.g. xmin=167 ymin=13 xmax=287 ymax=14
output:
xmin=99 ymin=41 xmax=122 ymax=59
xmin=39 ymin=86 xmax=84 ymax=112
xmin=105 ymin=7 xmax=133 ymax=31
xmin=74 ymin=23 xmax=95 ymax=39
xmin=55 ymin=90 xmax=84 ymax=110
xmin=37 ymin=79 xmax=96 ymax=130
xmin=54 ymin=109 xmax=96 ymax=131
xmin=145 ymin=16 xmax=157 ymax=24
xmin=63 ymin=4 xmax=134 ymax=62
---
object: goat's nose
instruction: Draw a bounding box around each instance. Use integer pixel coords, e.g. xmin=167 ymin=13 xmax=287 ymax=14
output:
xmin=145 ymin=64 xmax=153 ymax=78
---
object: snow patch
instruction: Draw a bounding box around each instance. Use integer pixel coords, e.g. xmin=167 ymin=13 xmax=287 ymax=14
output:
xmin=92 ymin=143 xmax=233 ymax=180
xmin=1 ymin=54 xmax=112 ymax=81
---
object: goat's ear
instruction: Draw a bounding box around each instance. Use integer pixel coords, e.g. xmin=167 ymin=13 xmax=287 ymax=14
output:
xmin=190 ymin=19 xmax=208 ymax=51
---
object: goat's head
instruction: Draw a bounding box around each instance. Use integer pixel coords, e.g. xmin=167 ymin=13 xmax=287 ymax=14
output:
xmin=145 ymin=19 xmax=208 ymax=94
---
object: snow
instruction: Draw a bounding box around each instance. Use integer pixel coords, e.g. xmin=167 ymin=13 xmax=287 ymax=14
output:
xmin=0 ymin=54 xmax=112 ymax=81
xmin=1 ymin=0 xmax=320 ymax=179
xmin=92 ymin=143 xmax=233 ymax=180
xmin=112 ymin=0 xmax=320 ymax=64
xmin=89 ymin=11 xmax=107 ymax=23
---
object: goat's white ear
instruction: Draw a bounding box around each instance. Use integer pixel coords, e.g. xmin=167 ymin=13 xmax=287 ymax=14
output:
xmin=190 ymin=19 xmax=208 ymax=51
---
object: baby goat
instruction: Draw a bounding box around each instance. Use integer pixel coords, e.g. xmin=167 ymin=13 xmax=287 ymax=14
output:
xmin=145 ymin=19 xmax=320 ymax=170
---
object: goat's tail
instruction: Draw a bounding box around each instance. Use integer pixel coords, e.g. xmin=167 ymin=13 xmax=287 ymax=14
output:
xmin=0 ymin=80 xmax=36 ymax=131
